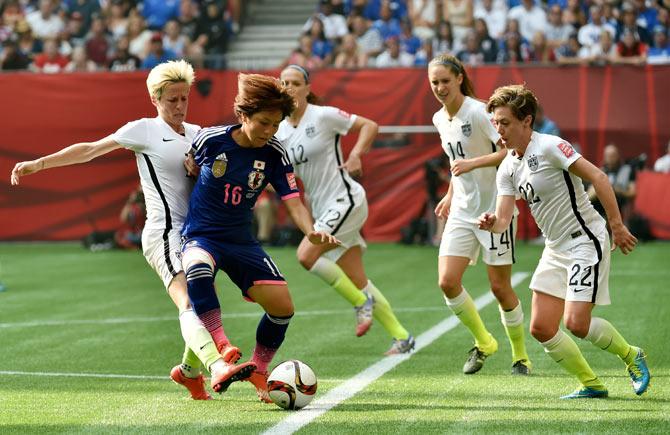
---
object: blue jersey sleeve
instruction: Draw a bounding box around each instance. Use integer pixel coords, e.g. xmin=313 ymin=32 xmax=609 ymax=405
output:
xmin=191 ymin=126 xmax=229 ymax=166
xmin=267 ymin=138 xmax=300 ymax=199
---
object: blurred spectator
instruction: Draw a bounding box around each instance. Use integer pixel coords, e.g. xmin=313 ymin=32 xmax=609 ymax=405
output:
xmin=162 ymin=19 xmax=189 ymax=58
xmin=474 ymin=0 xmax=506 ymax=39
xmin=633 ymin=0 xmax=659 ymax=31
xmin=407 ymin=0 xmax=438 ymax=40
xmin=1 ymin=37 xmax=30 ymax=70
xmin=31 ymin=38 xmax=68 ymax=73
xmin=26 ymin=0 xmax=64 ymax=40
xmin=114 ymin=185 xmax=146 ymax=250
xmin=556 ymin=32 xmax=589 ymax=64
xmin=65 ymin=45 xmax=96 ymax=71
xmin=496 ymin=30 xmax=530 ymax=63
xmin=578 ymin=5 xmax=616 ymax=51
xmin=562 ymin=0 xmax=587 ymax=29
xmin=657 ymin=7 xmax=670 ymax=30
xmin=653 ymin=141 xmax=670 ymax=173
xmin=85 ymin=16 xmax=110 ymax=67
xmin=413 ymin=37 xmax=434 ymax=65
xmin=62 ymin=0 xmax=100 ymax=39
xmin=346 ymin=0 xmax=368 ymax=17
xmin=473 ymin=17 xmax=498 ymax=62
xmin=142 ymin=0 xmax=180 ymax=31
xmin=507 ymin=0 xmax=546 ymax=43
xmin=108 ymin=35 xmax=141 ymax=71
xmin=613 ymin=28 xmax=648 ymax=65
xmin=364 ymin=0 xmax=408 ymax=21
xmin=442 ymin=0 xmax=473 ymax=52
xmin=127 ymin=14 xmax=152 ymax=59
xmin=533 ymin=105 xmax=560 ymax=136
xmin=647 ymin=25 xmax=670 ymax=64
xmin=588 ymin=144 xmax=636 ymax=225
xmin=399 ymin=19 xmax=422 ymax=54
xmin=303 ymin=0 xmax=348 ymax=41
xmin=306 ymin=16 xmax=335 ymax=64
xmin=372 ymin=1 xmax=402 ymax=40
xmin=543 ymin=4 xmax=571 ymax=49
xmin=106 ymin=0 xmax=129 ymax=42
xmin=456 ymin=29 xmax=486 ymax=65
xmin=283 ymin=34 xmax=324 ymax=69
xmin=141 ymin=32 xmax=176 ymax=69
xmin=617 ymin=2 xmax=651 ymax=46
xmin=350 ymin=14 xmax=384 ymax=58
xmin=433 ymin=20 xmax=454 ymax=55
xmin=178 ymin=0 xmax=200 ymax=42
xmin=375 ymin=35 xmax=414 ymax=67
xmin=587 ymin=29 xmax=617 ymax=65
xmin=334 ymin=33 xmax=367 ymax=67
xmin=527 ymin=31 xmax=556 ymax=63
xmin=1 ymin=0 xmax=24 ymax=30
xmin=64 ymin=12 xmax=87 ymax=47
xmin=16 ymin=19 xmax=40 ymax=60
xmin=194 ymin=0 xmax=230 ymax=69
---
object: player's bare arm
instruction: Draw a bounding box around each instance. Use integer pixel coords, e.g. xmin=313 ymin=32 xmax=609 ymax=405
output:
xmin=568 ymin=156 xmax=637 ymax=254
xmin=478 ymin=194 xmax=515 ymax=233
xmin=339 ymin=116 xmax=378 ymax=178
xmin=283 ymin=196 xmax=340 ymax=245
xmin=11 ymin=136 xmax=123 ymax=185
xmin=434 ymin=181 xmax=453 ymax=219
xmin=450 ymin=147 xmax=506 ymax=176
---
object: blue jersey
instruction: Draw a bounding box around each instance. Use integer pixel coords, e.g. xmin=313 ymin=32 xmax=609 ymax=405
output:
xmin=182 ymin=124 xmax=300 ymax=244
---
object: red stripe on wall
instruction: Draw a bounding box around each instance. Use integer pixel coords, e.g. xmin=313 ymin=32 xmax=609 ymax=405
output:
xmin=645 ymin=64 xmax=660 ymax=162
xmin=597 ymin=66 xmax=612 ymax=160
xmin=578 ymin=66 xmax=588 ymax=152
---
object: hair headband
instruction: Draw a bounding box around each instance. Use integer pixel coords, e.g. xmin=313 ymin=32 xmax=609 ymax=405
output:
xmin=286 ymin=64 xmax=310 ymax=83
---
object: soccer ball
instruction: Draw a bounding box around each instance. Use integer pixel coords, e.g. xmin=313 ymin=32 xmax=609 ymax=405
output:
xmin=267 ymin=360 xmax=317 ymax=410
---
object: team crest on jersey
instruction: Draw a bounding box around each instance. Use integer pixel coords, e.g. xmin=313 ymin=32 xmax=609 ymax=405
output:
xmin=527 ymin=155 xmax=539 ymax=171
xmin=248 ymin=169 xmax=265 ymax=190
xmin=212 ymin=153 xmax=228 ymax=178
xmin=461 ymin=122 xmax=472 ymax=137
xmin=305 ymin=125 xmax=316 ymax=138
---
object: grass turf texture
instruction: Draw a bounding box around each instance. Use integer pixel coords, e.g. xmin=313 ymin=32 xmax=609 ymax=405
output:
xmin=0 ymin=242 xmax=668 ymax=433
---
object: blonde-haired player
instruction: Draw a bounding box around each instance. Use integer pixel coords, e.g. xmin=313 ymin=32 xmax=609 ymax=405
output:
xmin=480 ymin=84 xmax=650 ymax=398
xmin=10 ymin=60 xmax=245 ymax=399
xmin=428 ymin=54 xmax=531 ymax=375
xmin=276 ymin=65 xmax=415 ymax=354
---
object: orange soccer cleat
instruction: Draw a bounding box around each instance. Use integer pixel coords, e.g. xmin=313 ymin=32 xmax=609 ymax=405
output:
xmin=170 ymin=365 xmax=212 ymax=401
xmin=245 ymin=369 xmax=272 ymax=403
xmin=217 ymin=343 xmax=242 ymax=364
xmin=211 ymin=361 xmax=257 ymax=393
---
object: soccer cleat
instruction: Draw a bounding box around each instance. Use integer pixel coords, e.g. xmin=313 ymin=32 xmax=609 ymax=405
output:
xmin=354 ymin=291 xmax=375 ymax=337
xmin=384 ymin=335 xmax=416 ymax=355
xmin=218 ymin=344 xmax=242 ymax=364
xmin=245 ymin=369 xmax=273 ymax=403
xmin=463 ymin=337 xmax=498 ymax=374
xmin=626 ymin=347 xmax=651 ymax=396
xmin=170 ymin=365 xmax=212 ymax=400
xmin=560 ymin=386 xmax=609 ymax=399
xmin=511 ymin=359 xmax=531 ymax=376
xmin=211 ymin=361 xmax=257 ymax=393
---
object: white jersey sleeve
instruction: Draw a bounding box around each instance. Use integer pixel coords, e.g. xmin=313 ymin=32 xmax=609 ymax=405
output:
xmin=112 ymin=119 xmax=150 ymax=152
xmin=543 ymin=137 xmax=581 ymax=170
xmin=321 ymin=106 xmax=357 ymax=136
xmin=496 ymin=154 xmax=518 ymax=197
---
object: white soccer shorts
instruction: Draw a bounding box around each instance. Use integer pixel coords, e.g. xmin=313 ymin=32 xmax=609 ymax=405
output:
xmin=313 ymin=198 xmax=368 ymax=262
xmin=141 ymin=228 xmax=184 ymax=289
xmin=439 ymin=216 xmax=516 ymax=266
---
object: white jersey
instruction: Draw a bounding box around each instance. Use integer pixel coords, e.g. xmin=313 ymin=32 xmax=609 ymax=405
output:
xmin=497 ymin=132 xmax=606 ymax=250
xmin=276 ymin=104 xmax=366 ymax=218
xmin=112 ymin=116 xmax=201 ymax=231
xmin=432 ymin=96 xmax=501 ymax=223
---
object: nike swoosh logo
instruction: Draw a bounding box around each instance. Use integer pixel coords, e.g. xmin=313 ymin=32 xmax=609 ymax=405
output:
xmin=200 ymin=344 xmax=208 ymax=350
xmin=497 ymin=251 xmax=509 ymax=257
xmin=573 ymin=288 xmax=587 ymax=293
xmin=163 ymin=138 xmax=175 ymax=142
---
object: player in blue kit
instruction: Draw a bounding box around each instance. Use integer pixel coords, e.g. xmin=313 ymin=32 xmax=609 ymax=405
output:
xmin=181 ymin=73 xmax=339 ymax=402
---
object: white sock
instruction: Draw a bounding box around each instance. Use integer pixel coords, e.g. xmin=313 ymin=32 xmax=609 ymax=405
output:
xmin=499 ymin=302 xmax=524 ymax=327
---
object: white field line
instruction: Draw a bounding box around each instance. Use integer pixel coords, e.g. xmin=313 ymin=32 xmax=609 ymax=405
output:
xmin=262 ymin=272 xmax=530 ymax=435
xmin=0 ymin=307 xmax=449 ymax=329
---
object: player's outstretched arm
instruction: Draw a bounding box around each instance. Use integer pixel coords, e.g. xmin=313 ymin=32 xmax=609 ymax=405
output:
xmin=450 ymin=148 xmax=506 ymax=176
xmin=478 ymin=195 xmax=515 ymax=233
xmin=339 ymin=115 xmax=378 ymax=178
xmin=283 ymin=196 xmax=340 ymax=245
xmin=10 ymin=136 xmax=123 ymax=186
xmin=569 ymin=157 xmax=637 ymax=254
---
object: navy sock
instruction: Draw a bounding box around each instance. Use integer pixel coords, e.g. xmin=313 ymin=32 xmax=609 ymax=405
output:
xmin=185 ymin=263 xmax=218 ymax=315
xmin=256 ymin=313 xmax=293 ymax=349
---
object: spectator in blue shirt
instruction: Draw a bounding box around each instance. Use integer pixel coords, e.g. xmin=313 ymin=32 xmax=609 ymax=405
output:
xmin=141 ymin=0 xmax=181 ymax=31
xmin=142 ymin=33 xmax=177 ymax=69
xmin=372 ymin=2 xmax=402 ymax=40
xmin=533 ymin=105 xmax=560 ymax=137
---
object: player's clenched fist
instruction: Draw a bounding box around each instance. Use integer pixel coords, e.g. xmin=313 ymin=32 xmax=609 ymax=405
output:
xmin=477 ymin=212 xmax=496 ymax=231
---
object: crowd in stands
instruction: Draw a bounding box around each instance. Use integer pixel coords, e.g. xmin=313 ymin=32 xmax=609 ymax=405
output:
xmin=285 ymin=0 xmax=670 ymax=69
xmin=0 ymin=0 xmax=241 ymax=72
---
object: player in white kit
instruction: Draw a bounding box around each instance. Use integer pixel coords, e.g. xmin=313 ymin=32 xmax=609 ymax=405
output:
xmin=276 ymin=65 xmax=414 ymax=354
xmin=480 ymin=84 xmax=650 ymax=398
xmin=10 ymin=60 xmax=244 ymax=399
xmin=428 ymin=54 xmax=531 ymax=375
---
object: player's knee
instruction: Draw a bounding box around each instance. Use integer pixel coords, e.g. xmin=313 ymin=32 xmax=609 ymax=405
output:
xmin=182 ymin=247 xmax=215 ymax=272
xmin=267 ymin=299 xmax=294 ymax=317
xmin=564 ymin=316 xmax=589 ymax=339
xmin=438 ymin=275 xmax=461 ymax=296
xmin=530 ymin=320 xmax=556 ymax=342
xmin=296 ymin=248 xmax=317 ymax=270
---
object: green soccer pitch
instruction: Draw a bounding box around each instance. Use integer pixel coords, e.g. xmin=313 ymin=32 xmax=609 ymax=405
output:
xmin=0 ymin=242 xmax=668 ymax=433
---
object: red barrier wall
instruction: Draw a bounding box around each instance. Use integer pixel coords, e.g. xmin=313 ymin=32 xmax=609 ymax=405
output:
xmin=2 ymin=65 xmax=669 ymax=241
